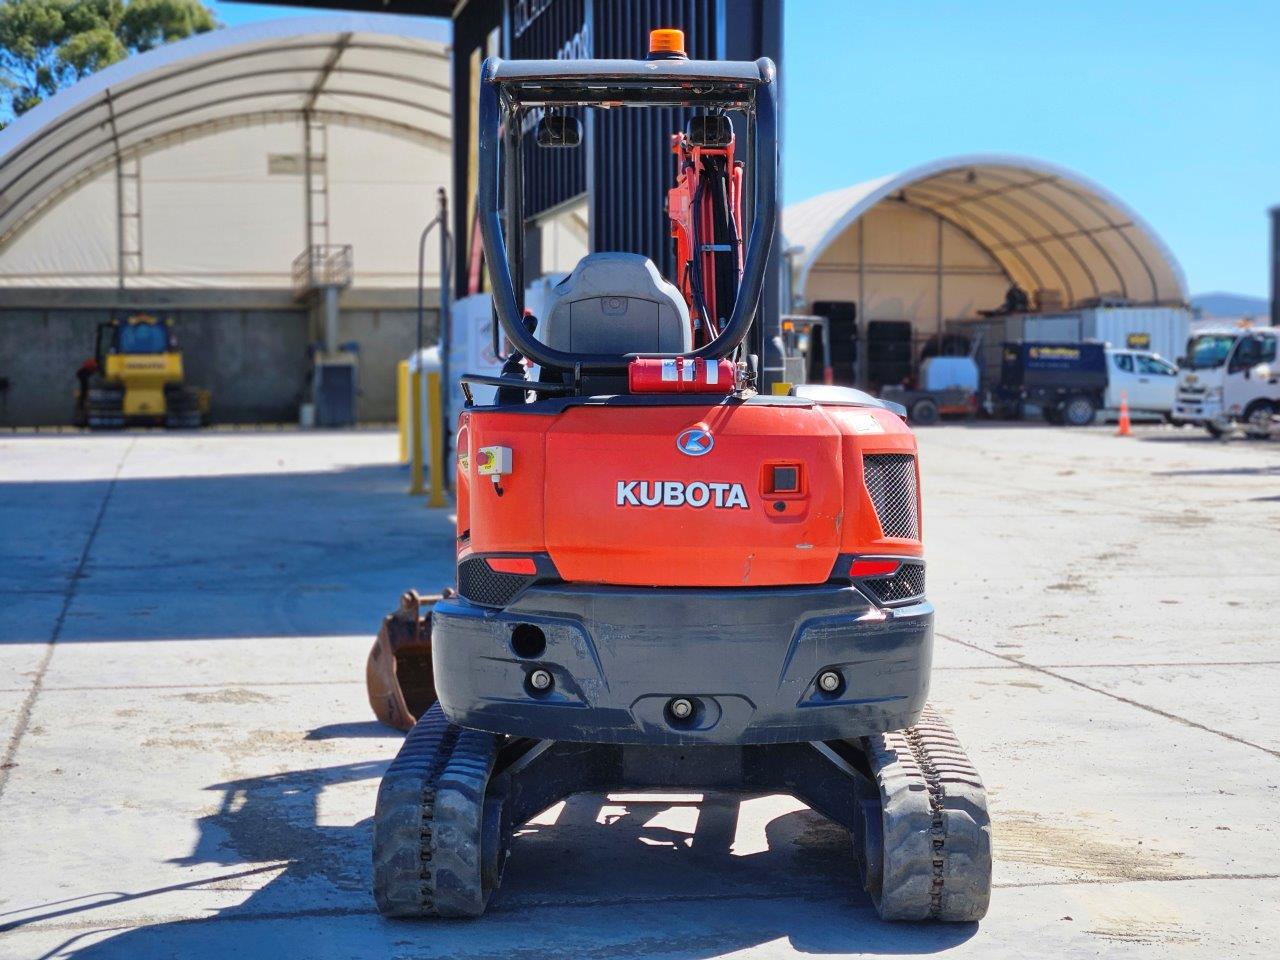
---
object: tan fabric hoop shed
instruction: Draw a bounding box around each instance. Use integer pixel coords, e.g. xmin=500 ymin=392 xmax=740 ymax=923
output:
xmin=0 ymin=14 xmax=452 ymax=254
xmin=785 ymin=156 xmax=1187 ymax=308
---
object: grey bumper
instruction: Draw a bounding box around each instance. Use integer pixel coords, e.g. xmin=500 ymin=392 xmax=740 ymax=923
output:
xmin=431 ymin=582 xmax=932 ymax=745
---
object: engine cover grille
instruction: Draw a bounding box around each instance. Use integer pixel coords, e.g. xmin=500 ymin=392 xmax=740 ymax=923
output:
xmin=862 ymin=562 xmax=926 ymax=605
xmin=457 ymin=557 xmax=533 ymax=608
xmin=862 ymin=453 xmax=920 ymax=540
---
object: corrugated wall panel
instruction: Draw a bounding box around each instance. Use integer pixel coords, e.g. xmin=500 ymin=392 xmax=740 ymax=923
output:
xmin=589 ymin=0 xmax=717 ymax=278
xmin=510 ymin=0 xmax=588 ymax=220
xmin=451 ymin=0 xmax=783 ymax=376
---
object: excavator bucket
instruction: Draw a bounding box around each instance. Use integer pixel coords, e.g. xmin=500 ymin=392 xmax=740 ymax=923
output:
xmin=365 ymin=589 xmax=449 ymax=731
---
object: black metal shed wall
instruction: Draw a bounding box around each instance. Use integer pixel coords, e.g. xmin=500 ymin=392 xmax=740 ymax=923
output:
xmin=508 ymin=0 xmax=588 ymax=225
xmin=450 ymin=0 xmax=782 ymax=375
xmin=502 ymin=0 xmax=780 ymax=278
xmin=587 ymin=0 xmax=719 ymax=280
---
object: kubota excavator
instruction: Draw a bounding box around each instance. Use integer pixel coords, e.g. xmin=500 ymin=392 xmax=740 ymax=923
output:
xmin=365 ymin=29 xmax=992 ymax=922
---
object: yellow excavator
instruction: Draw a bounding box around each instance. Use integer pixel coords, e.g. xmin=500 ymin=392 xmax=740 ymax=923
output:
xmin=76 ymin=314 xmax=210 ymax=429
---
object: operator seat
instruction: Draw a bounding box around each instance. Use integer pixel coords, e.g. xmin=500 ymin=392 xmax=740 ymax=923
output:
xmin=538 ymin=252 xmax=692 ymax=355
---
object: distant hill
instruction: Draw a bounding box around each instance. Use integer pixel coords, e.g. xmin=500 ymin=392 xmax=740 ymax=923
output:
xmin=1192 ymin=292 xmax=1269 ymax=318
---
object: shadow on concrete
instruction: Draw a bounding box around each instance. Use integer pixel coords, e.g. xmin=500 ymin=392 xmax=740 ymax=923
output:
xmin=0 ymin=464 xmax=454 ymax=643
xmin=13 ymin=752 xmax=977 ymax=959
xmin=305 ymin=721 xmax=403 ymax=740
xmin=1137 ymin=432 xmax=1234 ymax=445
xmin=918 ymin=420 xmax=1165 ymax=434
xmin=916 ymin=420 xmax=1041 ymax=431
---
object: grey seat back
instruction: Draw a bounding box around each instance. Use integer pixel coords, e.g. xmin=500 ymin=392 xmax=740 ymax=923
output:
xmin=538 ymin=252 xmax=692 ymax=355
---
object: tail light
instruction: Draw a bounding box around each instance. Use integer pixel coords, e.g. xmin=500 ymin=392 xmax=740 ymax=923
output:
xmin=849 ymin=558 xmax=900 ymax=578
xmin=838 ymin=554 xmax=927 ymax=606
xmin=487 ymin=557 xmax=536 ymax=575
xmin=457 ymin=554 xmax=556 ymax=607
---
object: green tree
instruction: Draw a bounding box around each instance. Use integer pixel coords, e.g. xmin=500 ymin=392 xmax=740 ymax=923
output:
xmin=0 ymin=0 xmax=218 ymax=125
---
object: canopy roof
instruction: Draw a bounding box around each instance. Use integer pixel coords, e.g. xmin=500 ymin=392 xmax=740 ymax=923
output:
xmin=0 ymin=14 xmax=450 ymax=250
xmin=786 ymin=155 xmax=1187 ymax=307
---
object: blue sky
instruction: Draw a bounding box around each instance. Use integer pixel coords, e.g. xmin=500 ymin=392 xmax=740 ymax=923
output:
xmin=211 ymin=0 xmax=1279 ymax=295
xmin=784 ymin=1 xmax=1278 ymax=299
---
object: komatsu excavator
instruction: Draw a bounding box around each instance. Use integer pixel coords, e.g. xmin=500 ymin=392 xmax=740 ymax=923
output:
xmin=367 ymin=29 xmax=992 ymax=923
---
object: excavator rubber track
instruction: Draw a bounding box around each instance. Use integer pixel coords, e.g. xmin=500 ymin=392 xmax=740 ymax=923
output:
xmin=859 ymin=704 xmax=992 ymax=921
xmin=372 ymin=704 xmax=508 ymax=918
xmin=85 ymin=386 xmax=125 ymax=430
xmin=164 ymin=385 xmax=203 ymax=429
xmin=371 ymin=700 xmax=992 ymax=922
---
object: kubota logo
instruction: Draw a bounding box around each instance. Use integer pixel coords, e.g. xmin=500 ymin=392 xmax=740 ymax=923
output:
xmin=616 ymin=480 xmax=749 ymax=510
xmin=676 ymin=427 xmax=714 ymax=456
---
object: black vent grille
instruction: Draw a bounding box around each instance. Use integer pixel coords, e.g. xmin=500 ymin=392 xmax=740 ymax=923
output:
xmin=862 ymin=563 xmax=926 ymax=605
xmin=862 ymin=454 xmax=920 ymax=540
xmin=457 ymin=558 xmax=533 ymax=608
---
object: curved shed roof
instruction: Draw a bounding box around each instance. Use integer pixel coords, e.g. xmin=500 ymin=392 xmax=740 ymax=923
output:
xmin=0 ymin=14 xmax=451 ymax=250
xmin=786 ymin=155 xmax=1187 ymax=307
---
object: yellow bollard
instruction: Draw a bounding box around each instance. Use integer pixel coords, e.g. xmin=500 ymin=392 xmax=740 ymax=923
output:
xmin=396 ymin=360 xmax=410 ymax=465
xmin=409 ymin=369 xmax=425 ymax=495
xmin=426 ymin=371 xmax=445 ymax=508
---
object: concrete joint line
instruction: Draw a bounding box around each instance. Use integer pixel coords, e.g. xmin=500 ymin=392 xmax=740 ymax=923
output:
xmin=0 ymin=679 xmax=366 ymax=695
xmin=937 ymin=632 xmax=1280 ymax=761
xmin=0 ymin=439 xmax=136 ymax=801
xmin=994 ymin=871 xmax=1280 ymax=890
xmin=936 ymin=659 xmax=1280 ymax=672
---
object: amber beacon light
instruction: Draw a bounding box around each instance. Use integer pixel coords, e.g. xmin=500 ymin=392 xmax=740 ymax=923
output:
xmin=648 ymin=28 xmax=687 ymax=58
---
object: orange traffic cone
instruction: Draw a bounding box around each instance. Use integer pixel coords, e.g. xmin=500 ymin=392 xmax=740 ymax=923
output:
xmin=1116 ymin=392 xmax=1131 ymax=437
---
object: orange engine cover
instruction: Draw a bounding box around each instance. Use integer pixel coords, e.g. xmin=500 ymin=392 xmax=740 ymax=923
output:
xmin=456 ymin=398 xmax=921 ymax=588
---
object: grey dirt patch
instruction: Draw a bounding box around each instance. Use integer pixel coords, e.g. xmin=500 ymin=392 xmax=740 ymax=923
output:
xmin=1046 ymin=574 xmax=1094 ymax=593
xmin=995 ymin=810 xmax=1185 ymax=882
xmin=1150 ymin=510 xmax=1212 ymax=528
xmin=175 ymin=689 xmax=273 ymax=705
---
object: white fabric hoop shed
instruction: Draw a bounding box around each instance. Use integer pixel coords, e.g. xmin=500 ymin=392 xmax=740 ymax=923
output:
xmin=785 ymin=156 xmax=1187 ymax=308
xmin=0 ymin=14 xmax=452 ymax=256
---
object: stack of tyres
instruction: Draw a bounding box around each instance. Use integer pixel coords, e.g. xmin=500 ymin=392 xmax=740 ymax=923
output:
xmin=812 ymin=300 xmax=858 ymax=385
xmin=867 ymin=320 xmax=913 ymax=389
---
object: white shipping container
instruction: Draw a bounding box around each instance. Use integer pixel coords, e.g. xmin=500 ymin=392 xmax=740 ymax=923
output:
xmin=1083 ymin=307 xmax=1190 ymax=363
xmin=1022 ymin=307 xmax=1190 ymax=364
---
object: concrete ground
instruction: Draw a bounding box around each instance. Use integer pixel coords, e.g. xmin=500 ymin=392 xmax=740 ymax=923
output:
xmin=1 ymin=423 xmax=1277 ymax=959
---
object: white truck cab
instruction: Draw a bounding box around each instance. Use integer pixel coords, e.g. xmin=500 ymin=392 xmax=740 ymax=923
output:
xmin=1105 ymin=348 xmax=1178 ymax=416
xmin=1174 ymin=326 xmax=1280 ymax=436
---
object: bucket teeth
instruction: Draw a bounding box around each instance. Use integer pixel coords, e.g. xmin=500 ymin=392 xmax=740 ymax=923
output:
xmin=859 ymin=704 xmax=993 ymax=921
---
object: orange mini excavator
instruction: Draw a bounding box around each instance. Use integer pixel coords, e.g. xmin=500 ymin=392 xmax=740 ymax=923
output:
xmin=368 ymin=29 xmax=992 ymax=923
